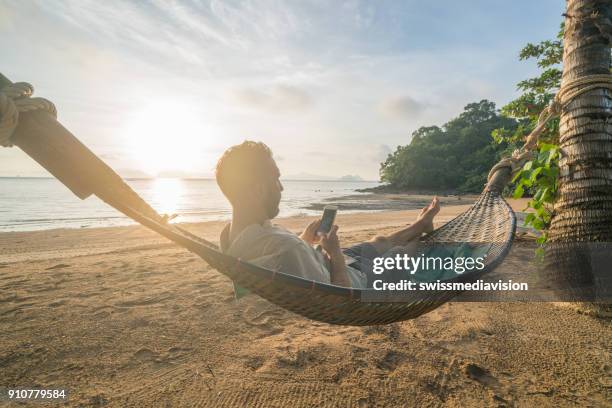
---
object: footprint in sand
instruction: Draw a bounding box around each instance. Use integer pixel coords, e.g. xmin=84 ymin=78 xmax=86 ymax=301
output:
xmin=130 ymin=346 xmax=193 ymax=368
xmin=128 ymin=317 xmax=150 ymax=329
xmin=241 ymin=307 xmax=284 ymax=327
xmin=463 ymin=362 xmax=499 ymax=388
xmin=193 ymin=292 xmax=217 ymax=302
xmin=114 ymin=293 xmax=172 ymax=308
xmin=48 ymin=299 xmax=69 ymax=308
xmin=376 ymin=350 xmax=405 ymax=372
xmin=276 ymin=349 xmax=318 ymax=368
xmin=165 ymin=347 xmax=193 ymax=364
xmin=241 ymin=307 xmax=287 ymax=338
xmin=133 ymin=348 xmax=159 ymax=362
xmin=46 ymin=263 xmax=71 ymax=270
xmin=244 ymin=356 xmax=265 ymax=371
xmin=167 ymin=346 xmax=191 ymax=354
xmin=362 ymin=324 xmax=400 ymax=341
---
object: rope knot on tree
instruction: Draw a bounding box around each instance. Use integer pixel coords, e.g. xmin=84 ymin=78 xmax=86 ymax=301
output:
xmin=0 ymin=82 xmax=56 ymax=147
xmin=487 ymin=74 xmax=612 ymax=187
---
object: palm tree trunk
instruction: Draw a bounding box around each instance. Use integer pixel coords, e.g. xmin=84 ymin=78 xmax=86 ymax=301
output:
xmin=546 ymin=0 xmax=612 ymax=315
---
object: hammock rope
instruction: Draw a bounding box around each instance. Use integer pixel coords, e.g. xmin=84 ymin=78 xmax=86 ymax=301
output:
xmin=0 ymin=82 xmax=56 ymax=147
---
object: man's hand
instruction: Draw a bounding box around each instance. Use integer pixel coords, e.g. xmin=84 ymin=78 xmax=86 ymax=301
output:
xmin=299 ymin=219 xmax=322 ymax=245
xmin=319 ymin=225 xmax=342 ymax=257
xmin=319 ymin=225 xmax=350 ymax=287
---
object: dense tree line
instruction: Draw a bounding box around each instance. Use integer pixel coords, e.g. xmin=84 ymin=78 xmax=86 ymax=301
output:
xmin=379 ymin=100 xmax=518 ymax=193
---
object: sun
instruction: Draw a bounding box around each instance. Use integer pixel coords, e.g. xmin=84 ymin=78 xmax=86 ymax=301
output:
xmin=123 ymin=101 xmax=209 ymax=176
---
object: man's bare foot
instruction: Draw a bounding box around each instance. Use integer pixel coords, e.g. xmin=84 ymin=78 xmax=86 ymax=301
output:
xmin=418 ymin=197 xmax=440 ymax=233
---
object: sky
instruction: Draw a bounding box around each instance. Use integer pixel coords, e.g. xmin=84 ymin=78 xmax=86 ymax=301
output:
xmin=0 ymin=0 xmax=563 ymax=180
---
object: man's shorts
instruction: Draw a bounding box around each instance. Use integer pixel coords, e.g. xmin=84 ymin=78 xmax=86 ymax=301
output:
xmin=343 ymin=242 xmax=420 ymax=287
xmin=342 ymin=243 xmax=380 ymax=269
xmin=342 ymin=242 xmax=382 ymax=287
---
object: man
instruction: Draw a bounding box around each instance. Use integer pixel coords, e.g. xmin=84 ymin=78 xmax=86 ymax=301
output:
xmin=216 ymin=141 xmax=440 ymax=288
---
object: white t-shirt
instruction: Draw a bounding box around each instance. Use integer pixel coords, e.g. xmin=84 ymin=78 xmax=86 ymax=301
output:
xmin=219 ymin=221 xmax=366 ymax=288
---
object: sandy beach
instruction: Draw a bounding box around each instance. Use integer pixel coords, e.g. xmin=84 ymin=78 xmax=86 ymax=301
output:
xmin=1 ymin=200 xmax=610 ymax=407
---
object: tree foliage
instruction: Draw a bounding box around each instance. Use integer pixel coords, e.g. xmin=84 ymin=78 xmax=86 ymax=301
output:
xmin=492 ymin=25 xmax=563 ymax=243
xmin=380 ymin=100 xmax=517 ymax=193
xmin=379 ymin=26 xmax=566 ymax=236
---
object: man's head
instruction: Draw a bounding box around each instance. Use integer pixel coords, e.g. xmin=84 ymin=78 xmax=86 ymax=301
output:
xmin=216 ymin=141 xmax=283 ymax=219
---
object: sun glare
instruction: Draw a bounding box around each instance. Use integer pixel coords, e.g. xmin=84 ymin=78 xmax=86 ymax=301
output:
xmin=151 ymin=177 xmax=184 ymax=216
xmin=123 ymin=101 xmax=210 ymax=176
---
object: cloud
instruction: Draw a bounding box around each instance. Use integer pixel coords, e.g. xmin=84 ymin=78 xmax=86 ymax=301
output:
xmin=304 ymin=150 xmax=336 ymax=158
xmin=1 ymin=1 xmax=560 ymax=179
xmin=379 ymin=96 xmax=428 ymax=119
xmin=0 ymin=3 xmax=15 ymax=30
xmin=234 ymin=84 xmax=312 ymax=112
xmin=372 ymin=144 xmax=393 ymax=162
xmin=100 ymin=153 xmax=120 ymax=160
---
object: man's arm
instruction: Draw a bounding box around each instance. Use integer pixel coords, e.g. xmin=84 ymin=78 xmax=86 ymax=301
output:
xmin=327 ymin=248 xmax=350 ymax=287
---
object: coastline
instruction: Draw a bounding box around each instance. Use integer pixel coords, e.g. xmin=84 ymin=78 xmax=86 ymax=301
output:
xmin=0 ymin=185 xmax=477 ymax=232
xmin=0 ymin=204 xmax=472 ymax=264
xmin=0 ymin=198 xmax=531 ymax=264
xmin=356 ymin=184 xmax=470 ymax=196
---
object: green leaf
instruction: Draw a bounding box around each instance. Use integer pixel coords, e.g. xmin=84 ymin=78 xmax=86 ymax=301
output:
xmin=538 ymin=149 xmax=550 ymax=163
xmin=534 ymin=189 xmax=543 ymax=202
xmin=546 ymin=148 xmax=559 ymax=166
xmin=512 ymin=170 xmax=524 ymax=183
xmin=530 ymin=167 xmax=543 ymax=182
xmin=514 ymin=184 xmax=525 ymax=199
xmin=539 ymin=143 xmax=556 ymax=152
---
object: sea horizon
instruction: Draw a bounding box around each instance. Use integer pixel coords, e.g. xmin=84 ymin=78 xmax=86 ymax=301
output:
xmin=0 ymin=176 xmax=380 ymax=182
xmin=0 ymin=177 xmax=382 ymax=232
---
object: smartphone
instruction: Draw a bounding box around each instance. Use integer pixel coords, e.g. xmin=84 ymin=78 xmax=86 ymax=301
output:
xmin=317 ymin=205 xmax=338 ymax=235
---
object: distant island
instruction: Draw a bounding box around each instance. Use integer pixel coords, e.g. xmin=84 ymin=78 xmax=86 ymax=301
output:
xmin=281 ymin=172 xmax=371 ymax=182
xmin=338 ymin=174 xmax=364 ymax=182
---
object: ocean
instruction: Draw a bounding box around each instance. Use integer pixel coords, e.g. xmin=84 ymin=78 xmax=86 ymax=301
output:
xmin=0 ymin=177 xmax=380 ymax=232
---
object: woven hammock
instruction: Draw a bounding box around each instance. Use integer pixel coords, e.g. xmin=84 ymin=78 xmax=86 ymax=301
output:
xmin=0 ymin=73 xmax=518 ymax=326
xmin=107 ymin=186 xmax=516 ymax=326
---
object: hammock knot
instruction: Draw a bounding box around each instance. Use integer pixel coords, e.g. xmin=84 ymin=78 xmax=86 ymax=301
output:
xmin=0 ymin=82 xmax=56 ymax=147
xmin=487 ymin=149 xmax=533 ymax=185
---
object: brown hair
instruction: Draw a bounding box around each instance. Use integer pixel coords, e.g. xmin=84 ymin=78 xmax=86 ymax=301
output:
xmin=215 ymin=141 xmax=276 ymax=203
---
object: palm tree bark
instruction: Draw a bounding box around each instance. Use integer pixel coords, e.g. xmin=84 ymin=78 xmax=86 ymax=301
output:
xmin=546 ymin=0 xmax=612 ymax=315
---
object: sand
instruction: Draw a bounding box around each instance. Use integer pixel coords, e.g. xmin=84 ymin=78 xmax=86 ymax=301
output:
xmin=0 ymin=199 xmax=610 ymax=407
